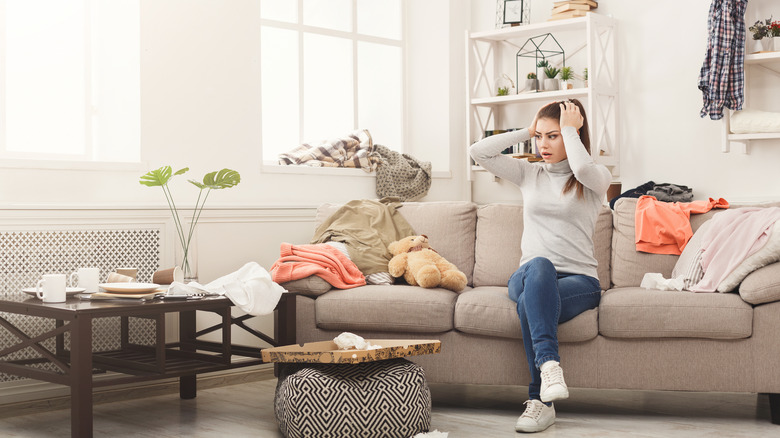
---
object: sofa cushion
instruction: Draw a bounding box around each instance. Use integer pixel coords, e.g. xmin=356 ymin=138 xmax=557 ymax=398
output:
xmin=473 ymin=204 xmax=612 ymax=290
xmin=279 ymin=276 xmax=333 ymax=297
xmin=739 ymin=262 xmax=780 ymax=305
xmin=599 ymin=287 xmax=753 ymax=339
xmin=314 ymin=285 xmax=458 ymax=333
xmin=453 ymin=286 xmax=598 ymax=343
xmin=472 ymin=204 xmax=523 ymax=287
xmin=317 ymin=201 xmax=477 ymax=286
xmin=611 ymin=198 xmax=720 ymax=287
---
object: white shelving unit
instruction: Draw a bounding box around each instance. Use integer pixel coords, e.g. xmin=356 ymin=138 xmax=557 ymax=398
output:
xmin=466 ymin=14 xmax=618 ymax=179
xmin=721 ymin=51 xmax=780 ymax=153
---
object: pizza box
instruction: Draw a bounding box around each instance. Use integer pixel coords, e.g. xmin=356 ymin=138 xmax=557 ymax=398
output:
xmin=261 ymin=339 xmax=441 ymax=364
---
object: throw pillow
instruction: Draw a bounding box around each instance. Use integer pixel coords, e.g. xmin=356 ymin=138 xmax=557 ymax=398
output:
xmin=738 ymin=262 xmax=780 ymax=305
xmin=279 ymin=276 xmax=332 ymax=297
xmin=718 ymin=221 xmax=780 ymax=293
xmin=671 ymin=220 xmax=711 ymax=290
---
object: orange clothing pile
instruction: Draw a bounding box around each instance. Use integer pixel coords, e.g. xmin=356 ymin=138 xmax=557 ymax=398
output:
xmin=270 ymin=243 xmax=366 ymax=289
xmin=635 ymin=195 xmax=729 ymax=255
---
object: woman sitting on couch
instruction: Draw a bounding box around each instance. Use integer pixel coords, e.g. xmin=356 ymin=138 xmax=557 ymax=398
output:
xmin=469 ymin=99 xmax=611 ymax=433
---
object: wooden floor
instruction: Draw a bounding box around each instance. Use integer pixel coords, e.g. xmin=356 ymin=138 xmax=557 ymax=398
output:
xmin=0 ymin=376 xmax=776 ymax=437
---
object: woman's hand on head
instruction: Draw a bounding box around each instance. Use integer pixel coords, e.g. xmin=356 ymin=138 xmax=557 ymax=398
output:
xmin=559 ymin=101 xmax=583 ymax=130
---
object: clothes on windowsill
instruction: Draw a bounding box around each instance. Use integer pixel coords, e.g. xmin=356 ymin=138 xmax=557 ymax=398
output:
xmin=635 ymin=195 xmax=729 ymax=255
xmin=277 ymin=129 xmax=381 ymax=172
xmin=374 ymin=144 xmax=432 ymax=201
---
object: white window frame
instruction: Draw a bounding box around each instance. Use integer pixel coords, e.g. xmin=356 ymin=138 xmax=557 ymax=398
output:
xmin=0 ymin=0 xmax=142 ymax=171
xmin=260 ymin=0 xmax=407 ymax=175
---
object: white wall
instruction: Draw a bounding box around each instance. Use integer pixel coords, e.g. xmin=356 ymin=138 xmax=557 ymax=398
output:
xmin=0 ymin=0 xmax=468 ymax=210
xmin=469 ymin=0 xmax=780 ymax=203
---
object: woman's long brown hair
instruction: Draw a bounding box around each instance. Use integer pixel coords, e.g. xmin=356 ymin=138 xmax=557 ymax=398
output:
xmin=536 ymin=98 xmax=590 ymax=199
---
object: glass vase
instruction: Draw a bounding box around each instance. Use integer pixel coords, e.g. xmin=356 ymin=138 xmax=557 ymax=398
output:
xmin=178 ymin=245 xmax=198 ymax=284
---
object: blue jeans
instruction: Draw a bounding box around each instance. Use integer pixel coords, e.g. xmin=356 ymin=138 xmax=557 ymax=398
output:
xmin=508 ymin=257 xmax=601 ymax=401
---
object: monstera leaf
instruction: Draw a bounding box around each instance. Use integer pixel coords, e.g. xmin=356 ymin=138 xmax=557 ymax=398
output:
xmin=188 ymin=168 xmax=240 ymax=190
xmin=139 ymin=164 xmax=241 ymax=280
xmin=139 ymin=166 xmax=189 ymax=187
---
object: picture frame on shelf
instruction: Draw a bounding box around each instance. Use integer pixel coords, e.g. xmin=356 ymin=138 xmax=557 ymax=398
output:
xmin=503 ymin=0 xmax=525 ymax=26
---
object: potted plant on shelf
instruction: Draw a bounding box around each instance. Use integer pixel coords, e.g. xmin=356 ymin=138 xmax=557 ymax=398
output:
xmin=140 ymin=166 xmax=241 ymax=283
xmin=496 ymin=74 xmax=515 ymax=96
xmin=583 ymin=67 xmax=589 ymax=87
xmin=749 ymin=18 xmax=770 ymax=52
xmin=770 ymin=20 xmax=780 ymax=52
xmin=559 ymin=66 xmax=573 ymax=90
xmin=543 ymin=65 xmax=560 ymax=91
xmin=525 ymin=72 xmax=539 ymax=93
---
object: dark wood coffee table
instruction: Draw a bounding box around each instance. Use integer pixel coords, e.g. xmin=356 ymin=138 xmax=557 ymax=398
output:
xmin=0 ymin=292 xmax=296 ymax=438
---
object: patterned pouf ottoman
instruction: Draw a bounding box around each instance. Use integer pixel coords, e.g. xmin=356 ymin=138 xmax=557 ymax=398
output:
xmin=274 ymin=358 xmax=431 ymax=438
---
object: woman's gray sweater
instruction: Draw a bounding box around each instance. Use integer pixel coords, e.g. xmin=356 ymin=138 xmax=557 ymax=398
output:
xmin=468 ymin=127 xmax=611 ymax=279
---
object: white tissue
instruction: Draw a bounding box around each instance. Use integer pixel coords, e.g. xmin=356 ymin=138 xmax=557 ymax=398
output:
xmin=640 ymin=273 xmax=685 ymax=291
xmin=333 ymin=332 xmax=381 ymax=350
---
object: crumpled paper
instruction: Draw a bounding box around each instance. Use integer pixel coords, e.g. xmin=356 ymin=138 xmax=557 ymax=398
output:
xmin=333 ymin=332 xmax=381 ymax=350
xmin=413 ymin=431 xmax=449 ymax=438
xmin=640 ymin=272 xmax=685 ymax=291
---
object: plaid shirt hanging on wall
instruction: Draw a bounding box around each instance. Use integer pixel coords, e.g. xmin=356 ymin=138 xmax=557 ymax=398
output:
xmin=698 ymin=0 xmax=748 ymax=120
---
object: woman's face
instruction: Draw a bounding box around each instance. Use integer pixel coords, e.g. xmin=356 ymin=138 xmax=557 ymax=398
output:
xmin=534 ymin=117 xmax=567 ymax=163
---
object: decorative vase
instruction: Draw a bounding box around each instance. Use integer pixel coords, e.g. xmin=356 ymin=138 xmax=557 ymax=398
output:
xmin=524 ymin=78 xmax=539 ymax=92
xmin=750 ymin=38 xmax=764 ymax=53
xmin=771 ymin=36 xmax=779 ymax=52
xmin=178 ymin=246 xmax=198 ymax=283
xmin=559 ymin=80 xmax=573 ymax=90
xmin=543 ymin=78 xmax=559 ymax=91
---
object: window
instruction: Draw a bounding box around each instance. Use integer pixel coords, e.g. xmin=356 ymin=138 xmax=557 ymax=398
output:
xmin=0 ymin=0 xmax=140 ymax=163
xmin=260 ymin=0 xmax=404 ymax=165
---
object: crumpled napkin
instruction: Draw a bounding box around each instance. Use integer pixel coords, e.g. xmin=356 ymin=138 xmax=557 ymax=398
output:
xmin=167 ymin=262 xmax=286 ymax=315
xmin=640 ymin=272 xmax=685 ymax=291
xmin=333 ymin=332 xmax=381 ymax=350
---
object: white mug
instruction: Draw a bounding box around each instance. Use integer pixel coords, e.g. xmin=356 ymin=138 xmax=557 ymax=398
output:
xmin=70 ymin=267 xmax=100 ymax=292
xmin=36 ymin=274 xmax=67 ymax=303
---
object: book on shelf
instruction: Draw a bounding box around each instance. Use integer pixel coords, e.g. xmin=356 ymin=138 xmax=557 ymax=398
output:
xmin=552 ymin=3 xmax=592 ymax=14
xmin=549 ymin=10 xmax=588 ymax=21
xmin=553 ymin=0 xmax=598 ymax=7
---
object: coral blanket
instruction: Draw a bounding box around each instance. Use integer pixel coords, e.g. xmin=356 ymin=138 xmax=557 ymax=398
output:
xmin=635 ymin=195 xmax=729 ymax=255
xmin=270 ymin=243 xmax=366 ymax=289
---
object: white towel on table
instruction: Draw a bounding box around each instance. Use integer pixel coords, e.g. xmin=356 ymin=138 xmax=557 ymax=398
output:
xmin=168 ymin=262 xmax=286 ymax=315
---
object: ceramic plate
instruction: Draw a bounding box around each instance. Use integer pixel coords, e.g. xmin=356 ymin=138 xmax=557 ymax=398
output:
xmin=22 ymin=287 xmax=86 ymax=296
xmin=98 ymin=283 xmax=160 ymax=293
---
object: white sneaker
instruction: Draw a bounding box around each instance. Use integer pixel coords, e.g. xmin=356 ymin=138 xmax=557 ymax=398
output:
xmin=540 ymin=360 xmax=569 ymax=402
xmin=515 ymin=399 xmax=555 ymax=433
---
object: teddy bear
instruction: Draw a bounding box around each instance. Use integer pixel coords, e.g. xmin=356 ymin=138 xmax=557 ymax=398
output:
xmin=387 ymin=235 xmax=467 ymax=292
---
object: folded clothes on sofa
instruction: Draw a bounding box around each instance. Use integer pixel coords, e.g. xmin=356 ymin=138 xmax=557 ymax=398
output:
xmin=270 ymin=242 xmax=366 ymax=289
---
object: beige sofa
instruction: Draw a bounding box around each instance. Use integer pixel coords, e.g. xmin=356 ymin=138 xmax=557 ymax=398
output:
xmin=293 ymin=198 xmax=780 ymax=424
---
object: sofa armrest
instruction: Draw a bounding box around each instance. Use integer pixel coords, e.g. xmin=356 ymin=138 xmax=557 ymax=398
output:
xmin=738 ymin=262 xmax=780 ymax=305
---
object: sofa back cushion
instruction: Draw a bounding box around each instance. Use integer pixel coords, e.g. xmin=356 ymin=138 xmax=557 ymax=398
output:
xmin=472 ymin=203 xmax=613 ymax=290
xmin=316 ymin=201 xmax=477 ymax=285
xmin=611 ymin=198 xmax=720 ymax=287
